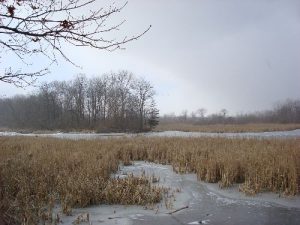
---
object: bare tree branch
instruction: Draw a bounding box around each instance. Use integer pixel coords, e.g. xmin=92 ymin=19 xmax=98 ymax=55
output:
xmin=1 ymin=67 xmax=49 ymax=87
xmin=0 ymin=0 xmax=151 ymax=87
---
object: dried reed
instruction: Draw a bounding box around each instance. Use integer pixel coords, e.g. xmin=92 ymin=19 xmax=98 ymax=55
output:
xmin=0 ymin=136 xmax=299 ymax=224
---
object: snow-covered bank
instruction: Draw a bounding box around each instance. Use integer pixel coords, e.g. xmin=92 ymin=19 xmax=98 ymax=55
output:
xmin=143 ymin=129 xmax=300 ymax=139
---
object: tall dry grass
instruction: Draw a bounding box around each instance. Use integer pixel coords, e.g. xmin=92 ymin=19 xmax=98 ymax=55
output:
xmin=0 ymin=136 xmax=299 ymax=224
xmin=156 ymin=122 xmax=300 ymax=133
xmin=0 ymin=137 xmax=164 ymax=224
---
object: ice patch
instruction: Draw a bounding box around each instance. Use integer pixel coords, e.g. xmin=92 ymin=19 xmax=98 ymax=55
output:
xmin=0 ymin=131 xmax=18 ymax=136
xmin=129 ymin=213 xmax=145 ymax=220
xmin=206 ymin=191 xmax=271 ymax=207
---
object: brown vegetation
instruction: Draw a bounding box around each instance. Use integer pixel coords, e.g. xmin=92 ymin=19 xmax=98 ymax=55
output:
xmin=156 ymin=122 xmax=300 ymax=133
xmin=0 ymin=136 xmax=299 ymax=224
xmin=0 ymin=137 xmax=164 ymax=224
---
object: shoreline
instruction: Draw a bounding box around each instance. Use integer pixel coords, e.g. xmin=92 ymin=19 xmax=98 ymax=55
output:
xmin=1 ymin=129 xmax=300 ymax=140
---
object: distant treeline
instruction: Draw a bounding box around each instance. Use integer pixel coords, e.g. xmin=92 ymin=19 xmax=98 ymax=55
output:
xmin=162 ymin=99 xmax=300 ymax=124
xmin=0 ymin=71 xmax=159 ymax=132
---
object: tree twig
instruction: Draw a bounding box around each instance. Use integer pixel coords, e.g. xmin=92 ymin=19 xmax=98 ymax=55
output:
xmin=166 ymin=205 xmax=189 ymax=215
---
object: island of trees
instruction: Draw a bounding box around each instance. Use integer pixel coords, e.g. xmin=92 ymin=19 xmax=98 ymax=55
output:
xmin=0 ymin=71 xmax=159 ymax=132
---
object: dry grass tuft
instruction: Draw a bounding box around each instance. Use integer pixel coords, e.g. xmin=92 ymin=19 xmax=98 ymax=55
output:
xmin=0 ymin=136 xmax=299 ymax=224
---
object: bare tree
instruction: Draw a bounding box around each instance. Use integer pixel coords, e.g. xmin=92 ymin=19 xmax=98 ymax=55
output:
xmin=0 ymin=0 xmax=151 ymax=87
xmin=220 ymin=108 xmax=228 ymax=117
xmin=115 ymin=70 xmax=133 ymax=129
xmin=180 ymin=110 xmax=188 ymax=121
xmin=196 ymin=108 xmax=207 ymax=118
xmin=71 ymin=74 xmax=87 ymax=127
xmin=133 ymin=77 xmax=155 ymax=131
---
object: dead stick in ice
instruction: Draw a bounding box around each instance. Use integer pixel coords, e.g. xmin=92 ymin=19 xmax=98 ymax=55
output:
xmin=167 ymin=205 xmax=189 ymax=214
xmin=108 ymin=216 xmax=123 ymax=219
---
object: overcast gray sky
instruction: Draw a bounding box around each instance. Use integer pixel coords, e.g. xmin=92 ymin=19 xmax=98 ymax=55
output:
xmin=1 ymin=0 xmax=299 ymax=115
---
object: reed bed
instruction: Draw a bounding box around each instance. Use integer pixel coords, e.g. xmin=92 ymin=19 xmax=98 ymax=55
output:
xmin=0 ymin=136 xmax=299 ymax=224
xmin=155 ymin=122 xmax=300 ymax=133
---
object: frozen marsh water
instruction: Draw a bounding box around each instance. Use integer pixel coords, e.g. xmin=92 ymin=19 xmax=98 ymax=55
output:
xmin=1 ymin=129 xmax=300 ymax=140
xmin=54 ymin=162 xmax=299 ymax=225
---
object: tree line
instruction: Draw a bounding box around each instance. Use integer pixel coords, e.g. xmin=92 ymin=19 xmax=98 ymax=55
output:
xmin=162 ymin=99 xmax=300 ymax=124
xmin=0 ymin=71 xmax=159 ymax=132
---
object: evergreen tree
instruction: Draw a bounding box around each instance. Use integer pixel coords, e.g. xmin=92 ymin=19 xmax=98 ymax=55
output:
xmin=147 ymin=101 xmax=159 ymax=129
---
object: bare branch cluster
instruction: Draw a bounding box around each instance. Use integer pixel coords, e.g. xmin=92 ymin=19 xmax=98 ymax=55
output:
xmin=0 ymin=0 xmax=150 ymax=86
xmin=0 ymin=67 xmax=48 ymax=87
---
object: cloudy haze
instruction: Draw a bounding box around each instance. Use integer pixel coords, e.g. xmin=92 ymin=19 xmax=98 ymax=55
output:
xmin=1 ymin=0 xmax=299 ymax=115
